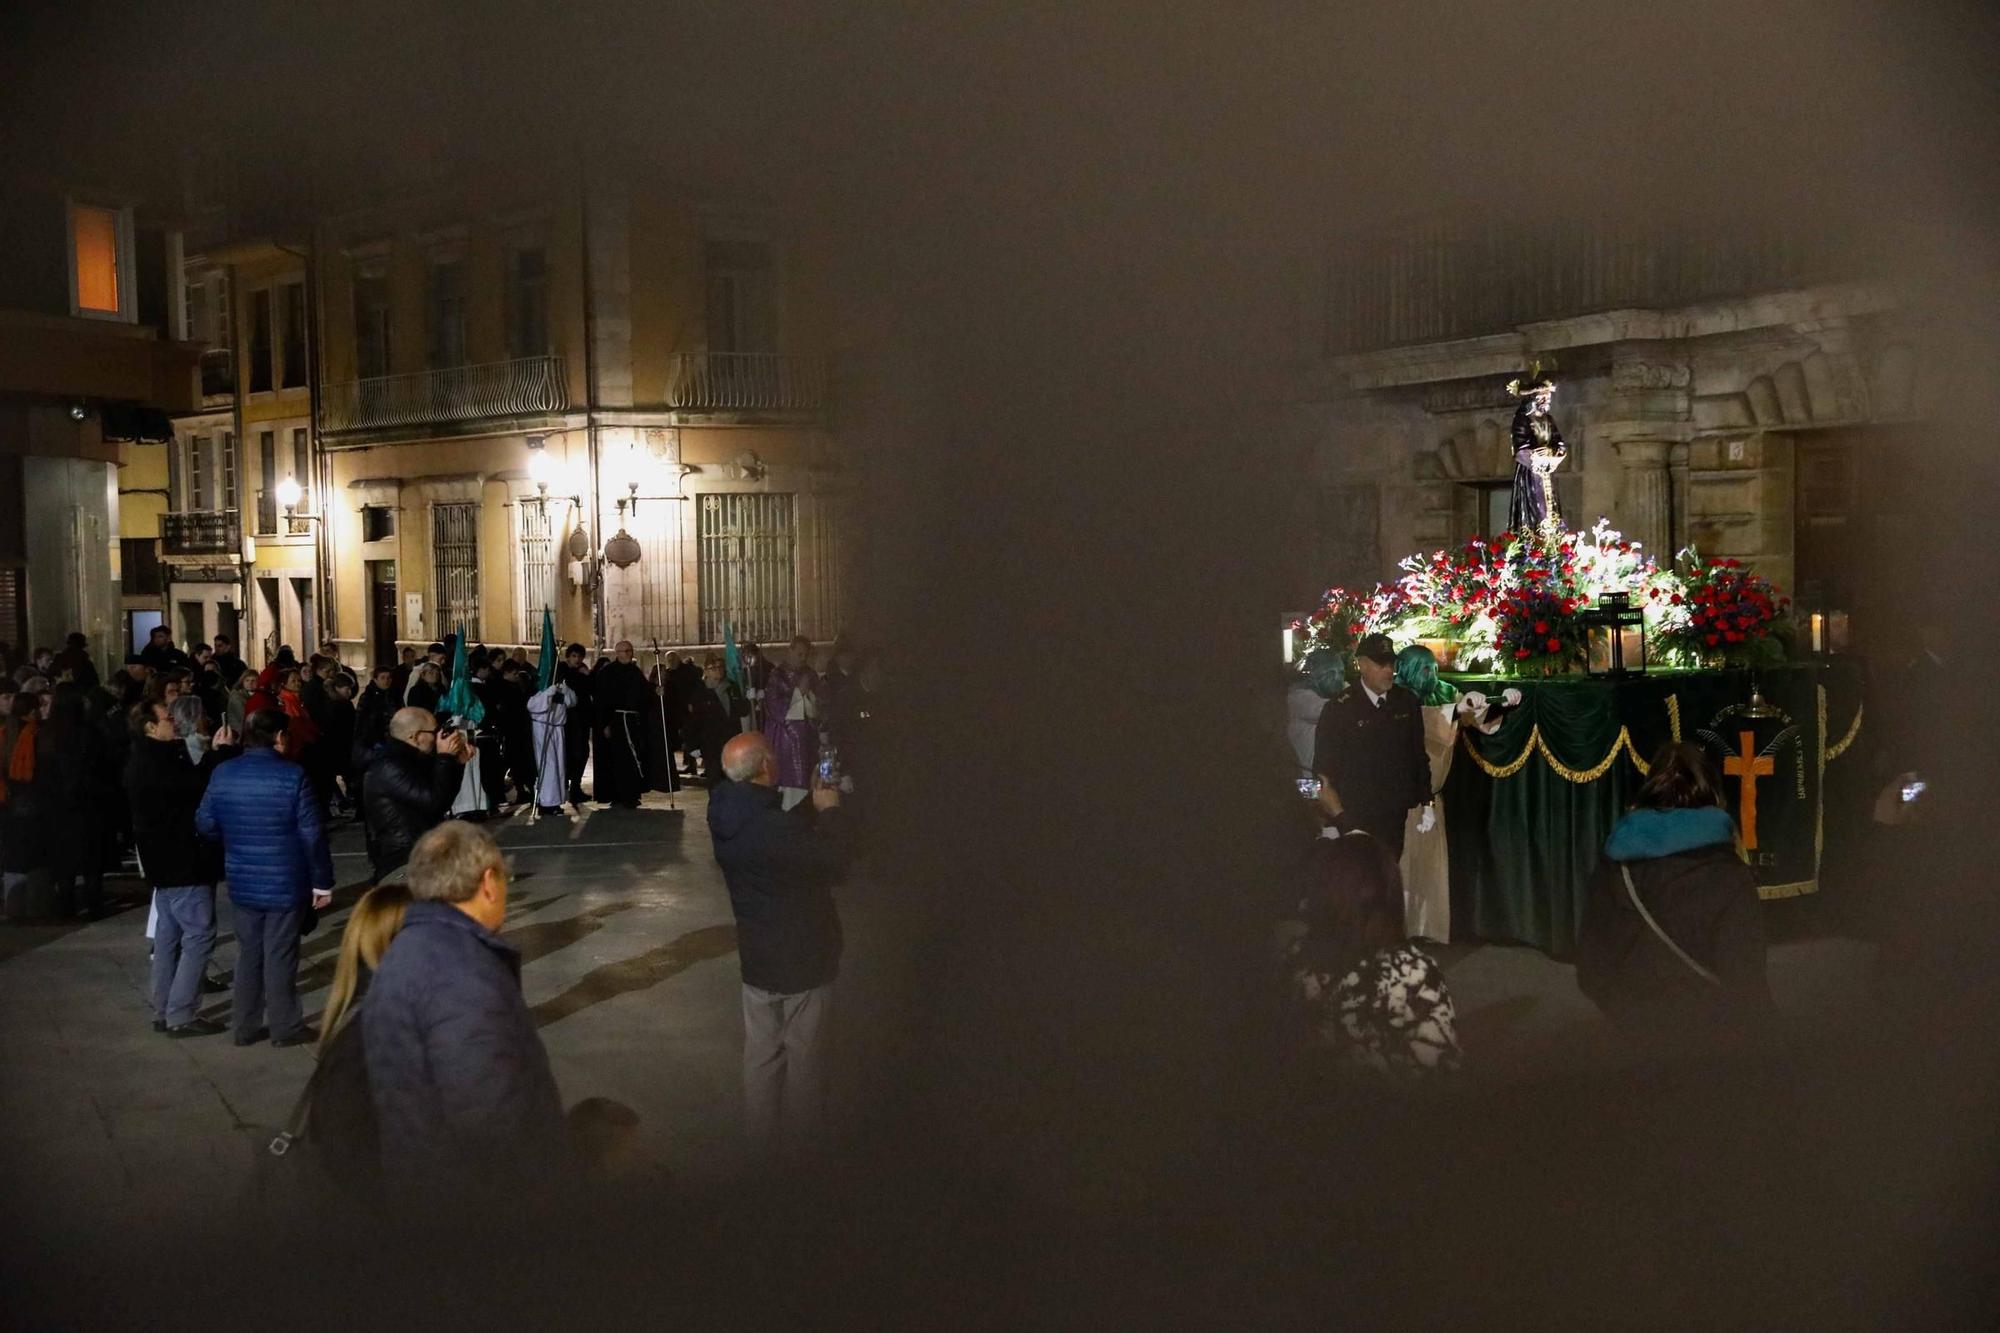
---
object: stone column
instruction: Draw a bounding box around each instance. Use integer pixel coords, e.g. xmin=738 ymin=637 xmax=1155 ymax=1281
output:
xmin=1614 ymin=439 xmax=1674 ymax=558
xmin=1604 ymin=352 xmax=1692 ymax=558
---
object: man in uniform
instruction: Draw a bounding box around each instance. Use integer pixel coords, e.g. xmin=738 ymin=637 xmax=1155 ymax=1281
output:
xmin=1312 ymin=633 xmax=1433 ymax=858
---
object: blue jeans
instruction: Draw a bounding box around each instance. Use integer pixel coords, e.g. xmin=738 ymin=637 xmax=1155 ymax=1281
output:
xmin=151 ymin=886 xmax=217 ymax=1028
xmin=231 ymin=904 xmax=305 ymax=1040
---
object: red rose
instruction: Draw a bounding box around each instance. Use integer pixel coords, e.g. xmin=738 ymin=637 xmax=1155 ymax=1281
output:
xmin=1546 ymin=637 xmax=1562 ymax=652
xmin=1515 ymin=647 xmax=1531 ymax=659
xmin=1725 ymin=630 xmax=1744 ymax=643
xmin=1534 ymin=620 xmax=1549 ymax=634
xmin=1670 ymin=594 xmax=1684 ymax=605
xmin=1705 ymin=633 xmax=1721 ymax=646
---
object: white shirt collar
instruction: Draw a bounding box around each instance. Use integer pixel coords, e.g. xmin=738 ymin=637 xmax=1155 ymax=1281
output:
xmin=1361 ymin=682 xmax=1388 ymax=707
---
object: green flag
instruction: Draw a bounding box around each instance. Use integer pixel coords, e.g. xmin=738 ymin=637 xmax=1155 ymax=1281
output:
xmin=536 ymin=606 xmax=557 ymax=693
xmin=440 ymin=624 xmax=485 ymax=726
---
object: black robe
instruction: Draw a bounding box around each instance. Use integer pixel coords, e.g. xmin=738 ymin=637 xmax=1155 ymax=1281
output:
xmin=592 ymin=659 xmax=657 ymax=804
xmin=557 ymin=661 xmax=594 ymax=800
xmin=1509 ymin=403 xmax=1568 ymax=535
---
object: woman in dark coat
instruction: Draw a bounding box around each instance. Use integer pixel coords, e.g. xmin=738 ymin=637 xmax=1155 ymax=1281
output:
xmin=37 ymin=684 xmax=114 ymax=917
xmin=1576 ymin=742 xmax=1771 ymax=1035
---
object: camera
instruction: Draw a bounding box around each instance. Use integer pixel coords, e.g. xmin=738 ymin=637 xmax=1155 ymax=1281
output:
xmin=1296 ymin=776 xmax=1323 ymax=799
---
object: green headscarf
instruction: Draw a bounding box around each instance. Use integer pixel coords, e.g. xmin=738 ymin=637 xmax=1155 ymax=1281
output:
xmin=1393 ymin=643 xmax=1458 ymax=707
xmin=1300 ymin=648 xmax=1346 ymax=699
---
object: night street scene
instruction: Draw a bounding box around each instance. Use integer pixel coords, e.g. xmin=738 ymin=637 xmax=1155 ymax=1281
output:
xmin=3 ymin=2 xmax=1999 ymax=1327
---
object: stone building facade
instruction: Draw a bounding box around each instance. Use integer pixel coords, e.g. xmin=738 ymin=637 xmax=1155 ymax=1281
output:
xmin=1297 ymin=225 xmax=1930 ymax=658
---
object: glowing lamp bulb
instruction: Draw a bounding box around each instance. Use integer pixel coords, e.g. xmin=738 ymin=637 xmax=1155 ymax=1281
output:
xmin=275 ymin=477 xmax=303 ymax=510
xmin=529 ymin=446 xmax=556 ymax=493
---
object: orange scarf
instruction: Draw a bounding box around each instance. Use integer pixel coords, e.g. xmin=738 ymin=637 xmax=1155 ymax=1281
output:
xmin=0 ymin=717 xmax=36 ymax=804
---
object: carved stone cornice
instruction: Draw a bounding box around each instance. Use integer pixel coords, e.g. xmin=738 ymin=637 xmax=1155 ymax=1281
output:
xmin=1611 ymin=361 xmax=1691 ymax=392
xmin=1420 ymin=379 xmax=1515 ymax=415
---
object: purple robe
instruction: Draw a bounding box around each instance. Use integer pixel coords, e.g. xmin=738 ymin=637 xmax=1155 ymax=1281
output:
xmin=761 ymin=665 xmax=820 ymax=789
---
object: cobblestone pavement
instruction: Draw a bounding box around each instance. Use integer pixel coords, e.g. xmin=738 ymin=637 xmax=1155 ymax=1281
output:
xmin=0 ymin=788 xmax=1875 ymax=1235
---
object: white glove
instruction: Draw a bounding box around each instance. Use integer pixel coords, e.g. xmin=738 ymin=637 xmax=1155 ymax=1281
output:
xmin=1502 ymin=688 xmax=1523 ymax=708
xmin=1460 ymin=691 xmax=1488 ymax=716
xmin=1416 ymin=804 xmax=1437 ymax=835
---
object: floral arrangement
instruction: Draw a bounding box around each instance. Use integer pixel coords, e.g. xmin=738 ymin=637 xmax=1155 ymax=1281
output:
xmin=1647 ymin=551 xmax=1792 ymax=669
xmin=1292 ymin=520 xmax=1794 ymax=678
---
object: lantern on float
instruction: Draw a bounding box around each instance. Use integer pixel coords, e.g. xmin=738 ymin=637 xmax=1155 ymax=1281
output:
xmin=1582 ymin=591 xmax=1647 ymax=678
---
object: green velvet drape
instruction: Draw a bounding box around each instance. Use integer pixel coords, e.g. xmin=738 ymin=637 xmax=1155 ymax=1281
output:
xmin=1439 ymin=663 xmax=1865 ymax=957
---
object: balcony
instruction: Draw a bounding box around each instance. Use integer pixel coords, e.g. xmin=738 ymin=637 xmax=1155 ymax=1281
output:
xmin=322 ymin=355 xmax=567 ymax=435
xmin=162 ymin=509 xmax=242 ymax=557
xmin=199 ymin=347 xmax=235 ymax=401
xmin=665 ymin=352 xmax=827 ymax=415
xmin=1325 ymin=218 xmax=1872 ymax=354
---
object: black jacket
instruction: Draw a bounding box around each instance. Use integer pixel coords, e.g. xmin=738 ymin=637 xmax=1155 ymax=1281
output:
xmin=708 ymin=780 xmax=853 ymax=993
xmin=1312 ymin=683 xmax=1430 ymax=837
xmin=362 ymin=742 xmax=465 ymax=874
xmin=125 ymin=737 xmax=230 ymax=887
xmin=1575 ymin=808 xmax=1769 ymax=1031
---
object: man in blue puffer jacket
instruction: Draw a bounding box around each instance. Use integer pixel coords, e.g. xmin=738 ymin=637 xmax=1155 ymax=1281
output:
xmin=196 ymin=708 xmax=334 ymax=1047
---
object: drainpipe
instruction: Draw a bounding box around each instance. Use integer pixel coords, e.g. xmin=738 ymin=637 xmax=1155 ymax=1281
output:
xmin=229 ymin=261 xmax=252 ymax=659
xmin=578 ymin=156 xmax=605 ymax=648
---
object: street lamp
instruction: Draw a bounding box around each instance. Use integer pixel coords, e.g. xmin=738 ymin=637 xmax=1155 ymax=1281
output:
xmin=528 ymin=443 xmax=559 ymax=500
xmin=276 ymin=475 xmax=303 ymax=512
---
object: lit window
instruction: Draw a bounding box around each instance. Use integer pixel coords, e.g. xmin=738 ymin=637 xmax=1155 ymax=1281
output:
xmin=70 ymin=201 xmax=128 ymax=318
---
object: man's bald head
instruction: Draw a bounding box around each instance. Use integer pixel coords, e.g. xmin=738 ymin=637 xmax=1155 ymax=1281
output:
xmin=720 ymin=732 xmax=775 ymax=785
xmin=390 ymin=706 xmax=439 ymax=751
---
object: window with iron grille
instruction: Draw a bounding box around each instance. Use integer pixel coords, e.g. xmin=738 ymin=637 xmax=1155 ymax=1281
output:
xmin=697 ymin=492 xmax=796 ymax=644
xmin=517 ymin=500 xmax=555 ymax=642
xmin=431 ymin=502 xmax=480 ymax=639
xmin=221 ymin=431 xmax=238 ymax=510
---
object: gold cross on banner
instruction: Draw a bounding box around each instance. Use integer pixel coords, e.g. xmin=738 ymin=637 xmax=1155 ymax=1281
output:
xmin=1722 ymin=729 xmax=1776 ymax=849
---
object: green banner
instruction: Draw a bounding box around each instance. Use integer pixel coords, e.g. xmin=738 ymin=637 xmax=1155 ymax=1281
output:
xmin=1438 ymin=662 xmax=1865 ymax=956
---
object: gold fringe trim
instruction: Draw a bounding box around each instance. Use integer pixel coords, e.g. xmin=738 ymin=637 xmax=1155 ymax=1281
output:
xmin=1459 ymin=724 xmax=1653 ymax=784
xmin=1667 ymin=694 xmax=1681 ymax=742
xmin=1825 ymin=701 xmax=1863 ymax=762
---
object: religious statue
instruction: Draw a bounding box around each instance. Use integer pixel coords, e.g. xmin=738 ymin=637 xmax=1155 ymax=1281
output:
xmin=1506 ymin=369 xmax=1568 ymax=539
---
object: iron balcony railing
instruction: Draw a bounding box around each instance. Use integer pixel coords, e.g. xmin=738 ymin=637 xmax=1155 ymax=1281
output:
xmin=161 ymin=509 xmax=241 ymax=557
xmin=1326 ymin=218 xmax=1871 ymax=354
xmin=665 ymin=352 xmax=827 ymax=414
xmin=322 ymin=354 xmax=567 ymax=433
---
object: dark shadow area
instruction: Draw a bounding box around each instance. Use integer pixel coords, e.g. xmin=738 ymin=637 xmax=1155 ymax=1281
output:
xmin=531 ymin=923 xmax=738 ymax=1029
